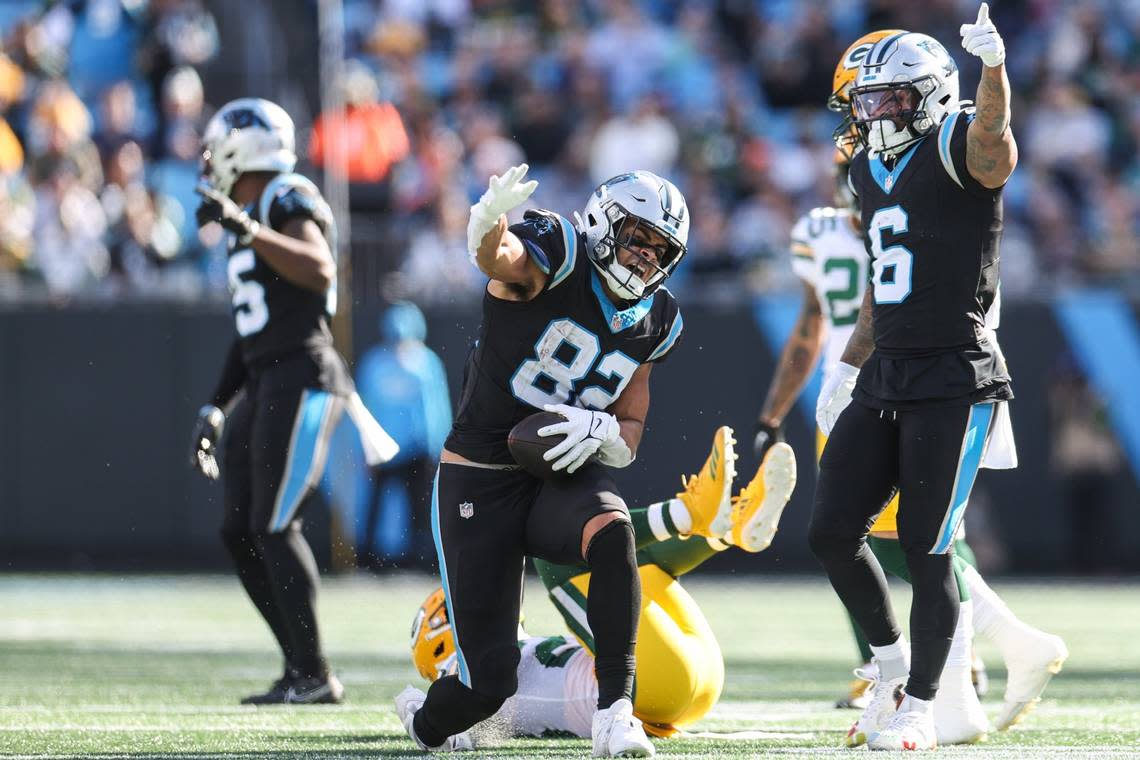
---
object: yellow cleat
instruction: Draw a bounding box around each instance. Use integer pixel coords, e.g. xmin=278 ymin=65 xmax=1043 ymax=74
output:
xmin=676 ymin=426 xmax=737 ymax=538
xmin=729 ymin=442 xmax=797 ymax=552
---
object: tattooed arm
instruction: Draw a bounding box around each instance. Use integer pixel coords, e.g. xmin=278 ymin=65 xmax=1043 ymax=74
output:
xmin=758 ymin=281 xmax=827 ymax=428
xmin=965 ymin=68 xmax=1017 ymax=189
xmin=839 ymin=288 xmax=875 ymax=368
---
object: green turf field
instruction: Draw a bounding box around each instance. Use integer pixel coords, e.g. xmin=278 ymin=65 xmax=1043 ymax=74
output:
xmin=1 ymin=574 xmax=1138 ymax=758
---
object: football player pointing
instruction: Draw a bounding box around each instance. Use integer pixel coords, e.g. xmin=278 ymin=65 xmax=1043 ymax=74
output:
xmin=396 ymin=166 xmax=687 ymax=757
xmin=808 ymin=6 xmax=1033 ymax=751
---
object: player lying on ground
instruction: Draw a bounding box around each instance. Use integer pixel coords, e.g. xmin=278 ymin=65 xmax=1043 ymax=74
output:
xmin=756 ymin=30 xmax=1067 ymax=739
xmin=408 ymin=427 xmax=797 ymax=739
xmin=396 ymin=166 xmax=693 ymax=757
xmin=808 ymin=7 xmax=1065 ymax=751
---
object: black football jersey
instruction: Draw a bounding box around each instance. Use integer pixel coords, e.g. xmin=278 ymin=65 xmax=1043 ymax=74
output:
xmin=848 ymin=110 xmax=1013 ymax=409
xmin=445 ymin=210 xmax=684 ymax=465
xmin=226 ymin=173 xmax=338 ymax=365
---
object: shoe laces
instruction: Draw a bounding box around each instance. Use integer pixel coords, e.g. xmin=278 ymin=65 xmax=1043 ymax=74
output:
xmin=732 ymin=475 xmax=764 ymax=516
xmin=885 ymin=707 xmax=933 ymax=735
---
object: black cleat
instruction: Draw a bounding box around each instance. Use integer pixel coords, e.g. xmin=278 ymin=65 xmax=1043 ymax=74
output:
xmin=284 ymin=674 xmax=344 ymax=704
xmin=241 ymin=672 xmax=296 ymax=705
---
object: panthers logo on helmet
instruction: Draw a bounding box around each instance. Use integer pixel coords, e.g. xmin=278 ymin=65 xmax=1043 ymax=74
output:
xmin=410 ymin=588 xmax=457 ymax=682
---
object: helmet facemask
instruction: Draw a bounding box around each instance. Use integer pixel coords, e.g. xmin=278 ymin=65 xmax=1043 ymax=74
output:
xmin=851 ymin=77 xmax=942 ymax=159
xmin=593 ymin=204 xmax=685 ymax=302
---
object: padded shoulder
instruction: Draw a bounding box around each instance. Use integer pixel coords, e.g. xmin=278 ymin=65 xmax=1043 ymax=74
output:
xmin=509 ymin=209 xmax=582 ymax=291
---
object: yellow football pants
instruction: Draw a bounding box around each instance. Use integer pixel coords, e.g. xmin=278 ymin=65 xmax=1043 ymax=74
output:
xmin=568 ymin=563 xmax=724 ymax=736
xmin=817 ymin=428 xmax=899 ymax=533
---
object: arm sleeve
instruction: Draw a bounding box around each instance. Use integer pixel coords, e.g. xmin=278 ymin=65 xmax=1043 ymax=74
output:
xmin=939 ymin=109 xmax=1001 ymax=198
xmin=210 ymin=339 xmax=247 ymax=409
xmin=646 ymin=303 xmax=684 ymax=364
xmin=789 ymin=213 xmax=818 ymax=286
xmin=509 ymin=209 xmax=581 ymax=291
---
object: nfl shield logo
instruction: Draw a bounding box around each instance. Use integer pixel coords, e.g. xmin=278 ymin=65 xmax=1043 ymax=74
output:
xmin=611 ymin=313 xmax=623 ymax=331
xmin=459 ymin=502 xmax=474 ymax=519
xmin=885 ymin=174 xmax=894 ymax=191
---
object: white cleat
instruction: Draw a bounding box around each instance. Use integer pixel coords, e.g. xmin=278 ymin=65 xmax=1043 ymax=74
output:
xmin=995 ymin=632 xmax=1069 ymax=730
xmin=846 ymin=672 xmax=905 ymax=747
xmin=869 ymin=706 xmax=938 ymax=751
xmin=934 ymin=668 xmax=990 ymax=745
xmin=395 ymin=685 xmax=474 ymax=752
xmin=592 ymin=698 xmax=655 ymax=757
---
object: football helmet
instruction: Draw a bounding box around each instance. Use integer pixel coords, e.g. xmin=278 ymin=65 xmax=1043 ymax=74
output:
xmin=578 ymin=171 xmax=688 ymax=302
xmin=410 ymin=588 xmax=457 ymax=682
xmin=850 ymin=32 xmax=960 ymax=157
xmin=201 ymin=98 xmax=297 ymax=197
xmin=829 ymin=29 xmax=905 ymax=159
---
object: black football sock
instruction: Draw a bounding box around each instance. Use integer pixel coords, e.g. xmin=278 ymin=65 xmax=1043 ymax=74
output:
xmin=414 ymin=676 xmax=504 ymax=747
xmin=585 ymin=519 xmax=639 ymax=709
xmin=221 ymin=527 xmax=295 ymax=670
xmin=258 ymin=525 xmax=328 ymax=680
xmin=904 ymin=550 xmax=959 ymax=701
xmin=848 ymin=610 xmax=874 ymax=663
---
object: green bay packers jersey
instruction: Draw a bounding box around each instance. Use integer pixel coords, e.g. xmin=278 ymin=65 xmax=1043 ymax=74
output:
xmin=227 ymin=173 xmax=337 ymax=365
xmin=789 ymin=207 xmax=869 ymax=375
xmin=497 ymin=635 xmax=595 ymax=738
xmin=848 ymin=110 xmax=1013 ymax=409
xmin=445 ymin=210 xmax=683 ymax=465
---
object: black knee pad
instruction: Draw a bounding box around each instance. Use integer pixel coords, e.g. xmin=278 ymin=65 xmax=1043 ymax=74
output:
xmin=585 ymin=517 xmax=635 ymax=567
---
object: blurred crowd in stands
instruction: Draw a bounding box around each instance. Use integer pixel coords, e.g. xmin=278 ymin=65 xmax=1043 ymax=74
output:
xmin=0 ymin=0 xmax=1138 ymax=302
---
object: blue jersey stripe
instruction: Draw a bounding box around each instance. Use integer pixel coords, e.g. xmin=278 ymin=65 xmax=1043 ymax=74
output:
xmin=430 ymin=468 xmax=472 ymax=686
xmin=938 ymin=111 xmax=963 ymax=188
xmin=270 ymin=390 xmax=335 ymax=532
xmin=550 ymin=215 xmax=578 ymax=288
xmin=931 ymin=402 xmax=994 ymax=554
xmin=647 ymin=310 xmax=684 ymax=361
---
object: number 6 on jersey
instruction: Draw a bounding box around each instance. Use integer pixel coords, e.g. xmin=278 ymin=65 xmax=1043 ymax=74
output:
xmin=869 ymin=205 xmax=913 ymax=304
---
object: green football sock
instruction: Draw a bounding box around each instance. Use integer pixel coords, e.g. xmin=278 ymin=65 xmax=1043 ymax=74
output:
xmin=954 ymin=537 xmax=978 ymax=570
xmin=638 ymin=534 xmax=726 ymax=578
xmin=627 ymin=498 xmax=691 ymax=552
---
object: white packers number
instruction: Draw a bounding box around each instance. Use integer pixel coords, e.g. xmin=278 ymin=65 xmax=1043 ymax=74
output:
xmin=869 ymin=205 xmax=913 ymax=304
xmin=227 ymin=249 xmax=269 ymax=336
xmin=511 ymin=319 xmax=638 ymax=409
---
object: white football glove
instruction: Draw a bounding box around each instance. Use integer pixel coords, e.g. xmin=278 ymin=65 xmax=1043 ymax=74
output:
xmin=538 ymin=403 xmax=622 ymax=474
xmin=816 ymin=362 xmax=860 ymax=437
xmin=466 ymin=163 xmax=539 ymax=264
xmin=960 ymin=2 xmax=1005 ymax=68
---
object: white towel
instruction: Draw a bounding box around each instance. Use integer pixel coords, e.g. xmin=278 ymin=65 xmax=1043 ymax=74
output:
xmin=346 ymin=391 xmax=399 ymax=466
xmin=981 ymin=327 xmax=1018 ymax=470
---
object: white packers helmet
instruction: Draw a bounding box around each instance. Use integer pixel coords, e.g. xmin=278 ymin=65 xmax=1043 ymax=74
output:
xmin=201 ymin=98 xmax=297 ymax=197
xmin=849 ymin=32 xmax=960 ymax=158
xmin=410 ymin=588 xmax=457 ymax=682
xmin=579 ymin=171 xmax=688 ymax=302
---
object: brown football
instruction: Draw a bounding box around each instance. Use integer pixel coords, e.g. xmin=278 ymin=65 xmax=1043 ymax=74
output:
xmin=508 ymin=410 xmax=568 ymax=479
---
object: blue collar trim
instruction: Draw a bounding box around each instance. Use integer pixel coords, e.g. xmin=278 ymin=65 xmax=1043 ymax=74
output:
xmin=869 ymin=140 xmax=922 ymax=194
xmin=590 ymin=268 xmax=654 ymax=333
